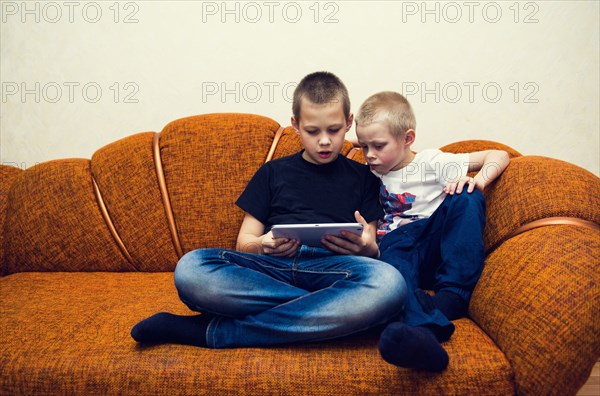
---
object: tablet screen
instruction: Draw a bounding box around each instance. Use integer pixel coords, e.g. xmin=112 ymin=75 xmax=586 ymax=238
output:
xmin=271 ymin=223 xmax=364 ymax=247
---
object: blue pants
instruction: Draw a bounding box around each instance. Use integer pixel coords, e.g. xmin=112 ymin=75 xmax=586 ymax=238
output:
xmin=378 ymin=190 xmax=486 ymax=342
xmin=174 ymin=246 xmax=407 ymax=348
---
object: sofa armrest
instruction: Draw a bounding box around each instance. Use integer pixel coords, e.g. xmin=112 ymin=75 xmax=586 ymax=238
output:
xmin=471 ymin=225 xmax=599 ymax=395
xmin=470 ymin=155 xmax=600 ymax=395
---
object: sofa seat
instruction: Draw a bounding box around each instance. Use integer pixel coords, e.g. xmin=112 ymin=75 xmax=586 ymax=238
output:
xmin=0 ymin=272 xmax=514 ymax=395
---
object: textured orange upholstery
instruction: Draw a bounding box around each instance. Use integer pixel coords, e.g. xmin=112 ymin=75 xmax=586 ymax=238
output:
xmin=3 ymin=159 xmax=133 ymax=274
xmin=158 ymin=113 xmax=281 ymax=255
xmin=471 ymin=225 xmax=600 ymax=395
xmin=481 ymin=156 xmax=599 ymax=253
xmin=0 ymin=113 xmax=598 ymax=395
xmin=440 ymin=139 xmax=522 ymax=158
xmin=0 ymin=165 xmax=22 ymax=275
xmin=91 ymin=132 xmax=179 ymax=271
xmin=0 ymin=272 xmax=513 ymax=395
xmin=270 ymin=126 xmax=304 ymax=159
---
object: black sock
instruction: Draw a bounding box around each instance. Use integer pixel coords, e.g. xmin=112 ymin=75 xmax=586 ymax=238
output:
xmin=378 ymin=322 xmax=449 ymax=372
xmin=431 ymin=290 xmax=468 ymax=321
xmin=415 ymin=289 xmax=469 ymax=321
xmin=130 ymin=312 xmax=212 ymax=347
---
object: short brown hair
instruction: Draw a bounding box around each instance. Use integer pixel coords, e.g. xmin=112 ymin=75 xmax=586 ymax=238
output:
xmin=292 ymin=72 xmax=350 ymax=121
xmin=356 ymin=91 xmax=416 ymax=137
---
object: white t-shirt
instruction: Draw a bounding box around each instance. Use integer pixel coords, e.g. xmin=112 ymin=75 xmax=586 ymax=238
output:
xmin=373 ymin=149 xmax=470 ymax=234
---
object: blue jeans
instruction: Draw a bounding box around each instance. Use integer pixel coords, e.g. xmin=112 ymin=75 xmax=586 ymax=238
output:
xmin=174 ymin=246 xmax=407 ymax=348
xmin=379 ymin=190 xmax=486 ymax=342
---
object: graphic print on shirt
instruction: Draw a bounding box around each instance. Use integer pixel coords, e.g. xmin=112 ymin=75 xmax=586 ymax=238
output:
xmin=378 ymin=184 xmax=416 ymax=237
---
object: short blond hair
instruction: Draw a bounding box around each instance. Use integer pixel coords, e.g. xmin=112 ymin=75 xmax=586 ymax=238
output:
xmin=355 ymin=91 xmax=416 ymax=137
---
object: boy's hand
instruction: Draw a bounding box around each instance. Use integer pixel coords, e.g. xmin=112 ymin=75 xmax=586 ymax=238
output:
xmin=444 ymin=175 xmax=483 ymax=195
xmin=237 ymin=213 xmax=299 ymax=256
xmin=261 ymin=231 xmax=300 ymax=257
xmin=444 ymin=150 xmax=510 ymax=195
xmin=321 ymin=211 xmax=380 ymax=258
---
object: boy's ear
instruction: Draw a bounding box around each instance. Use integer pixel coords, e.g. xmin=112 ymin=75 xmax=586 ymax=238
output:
xmin=404 ymin=129 xmax=416 ymax=146
xmin=291 ymin=116 xmax=299 ymax=133
xmin=345 ymin=112 xmax=354 ymax=132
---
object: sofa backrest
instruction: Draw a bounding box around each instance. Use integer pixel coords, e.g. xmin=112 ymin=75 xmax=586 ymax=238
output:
xmin=3 ymin=114 xmax=598 ymax=275
xmin=1 ymin=114 xmax=282 ymax=274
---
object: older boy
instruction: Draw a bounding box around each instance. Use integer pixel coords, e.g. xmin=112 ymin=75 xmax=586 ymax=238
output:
xmin=131 ymin=73 xmax=406 ymax=348
xmin=350 ymin=91 xmax=509 ymax=371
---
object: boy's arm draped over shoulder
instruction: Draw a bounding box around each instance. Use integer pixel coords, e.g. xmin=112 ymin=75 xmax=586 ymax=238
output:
xmin=444 ymin=150 xmax=510 ymax=195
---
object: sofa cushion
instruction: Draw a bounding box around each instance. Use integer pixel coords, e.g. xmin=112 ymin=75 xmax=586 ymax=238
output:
xmin=0 ymin=272 xmax=514 ymax=395
xmin=3 ymin=160 xmax=133 ymax=274
xmin=158 ymin=114 xmax=281 ymax=256
xmin=91 ymin=132 xmax=179 ymax=272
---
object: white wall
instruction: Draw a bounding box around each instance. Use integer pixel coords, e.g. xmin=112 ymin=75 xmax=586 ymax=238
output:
xmin=1 ymin=0 xmax=598 ymax=175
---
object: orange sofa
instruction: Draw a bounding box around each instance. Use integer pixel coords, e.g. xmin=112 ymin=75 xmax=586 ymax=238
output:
xmin=1 ymin=113 xmax=599 ymax=395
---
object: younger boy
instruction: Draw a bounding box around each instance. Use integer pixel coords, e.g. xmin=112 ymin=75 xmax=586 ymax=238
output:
xmin=131 ymin=73 xmax=406 ymax=348
xmin=352 ymin=91 xmax=509 ymax=371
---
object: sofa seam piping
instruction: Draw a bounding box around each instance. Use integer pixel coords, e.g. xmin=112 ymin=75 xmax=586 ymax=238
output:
xmin=153 ymin=132 xmax=184 ymax=259
xmin=91 ymin=176 xmax=138 ymax=270
xmin=486 ymin=216 xmax=600 ymax=255
xmin=265 ymin=126 xmax=285 ymax=163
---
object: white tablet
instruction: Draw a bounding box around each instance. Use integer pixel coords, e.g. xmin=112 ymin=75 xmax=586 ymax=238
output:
xmin=271 ymin=223 xmax=364 ymax=247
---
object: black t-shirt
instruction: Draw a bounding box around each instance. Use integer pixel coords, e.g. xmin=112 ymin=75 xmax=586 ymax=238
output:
xmin=236 ymin=151 xmax=383 ymax=231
